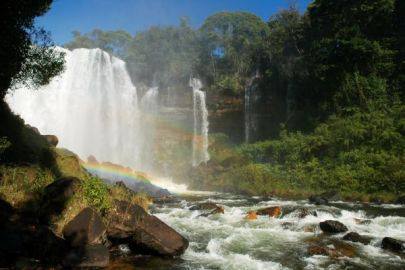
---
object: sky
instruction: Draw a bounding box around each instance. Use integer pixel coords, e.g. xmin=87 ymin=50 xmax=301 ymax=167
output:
xmin=37 ymin=0 xmax=312 ymax=45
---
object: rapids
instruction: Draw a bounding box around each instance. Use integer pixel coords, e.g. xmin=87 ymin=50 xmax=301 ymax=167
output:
xmin=112 ymin=192 xmax=405 ymax=270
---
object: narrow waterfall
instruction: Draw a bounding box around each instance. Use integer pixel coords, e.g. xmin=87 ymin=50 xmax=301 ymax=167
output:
xmin=139 ymin=87 xmax=159 ymax=171
xmin=244 ymin=72 xmax=259 ymax=143
xmin=6 ymin=47 xmax=145 ymax=169
xmin=190 ymin=78 xmax=209 ymax=166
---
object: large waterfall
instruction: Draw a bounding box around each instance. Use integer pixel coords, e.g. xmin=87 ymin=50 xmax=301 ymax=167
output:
xmin=190 ymin=78 xmax=209 ymax=166
xmin=6 ymin=47 xmax=146 ymax=169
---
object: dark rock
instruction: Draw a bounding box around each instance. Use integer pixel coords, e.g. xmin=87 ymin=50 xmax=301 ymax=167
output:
xmin=395 ymin=195 xmax=405 ymax=205
xmin=108 ymin=200 xmax=189 ymax=257
xmin=0 ymin=198 xmax=14 ymax=224
xmin=320 ymin=220 xmax=348 ymax=234
xmin=307 ymin=245 xmax=332 ymax=256
xmin=63 ymin=244 xmax=109 ymax=268
xmin=43 ymin=134 xmax=59 ymax=146
xmin=343 ymin=232 xmax=372 ymax=245
xmin=309 ymin=195 xmax=328 ymax=205
xmin=41 ymin=177 xmax=81 ymax=220
xmin=381 ymin=237 xmax=404 ymax=253
xmin=198 ymin=206 xmax=225 ymax=217
xmin=189 ymin=202 xmax=221 ymax=211
xmin=320 ymin=190 xmax=341 ymax=201
xmin=63 ymin=207 xmax=106 ymax=247
xmin=256 ymin=206 xmax=282 ymax=217
xmin=353 ymin=218 xmax=372 ymax=225
xmin=26 ymin=124 xmax=40 ymax=135
xmin=295 ymin=208 xmax=317 ymax=219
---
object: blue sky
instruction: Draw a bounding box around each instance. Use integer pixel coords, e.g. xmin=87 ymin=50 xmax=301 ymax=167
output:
xmin=38 ymin=0 xmax=312 ymax=45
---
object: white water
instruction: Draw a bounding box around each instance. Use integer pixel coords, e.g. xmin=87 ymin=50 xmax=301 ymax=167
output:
xmin=6 ymin=47 xmax=148 ymax=169
xmin=154 ymin=194 xmax=405 ymax=270
xmin=190 ymin=78 xmax=209 ymax=166
xmin=244 ymin=73 xmax=259 ymax=143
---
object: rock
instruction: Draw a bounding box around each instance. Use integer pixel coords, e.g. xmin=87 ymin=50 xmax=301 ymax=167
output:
xmin=295 ymin=208 xmax=317 ymax=219
xmin=0 ymin=198 xmax=14 ymax=224
xmin=41 ymin=177 xmax=81 ymax=220
xmin=108 ymin=200 xmax=189 ymax=257
xmin=43 ymin=134 xmax=59 ymax=146
xmin=63 ymin=207 xmax=106 ymax=247
xmin=199 ymin=206 xmax=225 ymax=217
xmin=396 ymin=195 xmax=405 ymax=205
xmin=63 ymin=244 xmax=109 ymax=268
xmin=256 ymin=206 xmax=282 ymax=218
xmin=189 ymin=202 xmax=222 ymax=211
xmin=26 ymin=124 xmax=40 ymax=135
xmin=245 ymin=211 xmax=257 ymax=220
xmin=303 ymin=224 xmax=317 ymax=233
xmin=353 ymin=218 xmax=372 ymax=225
xmin=381 ymin=237 xmax=404 ymax=253
xmin=87 ymin=155 xmax=99 ymax=164
xmin=343 ymin=232 xmax=371 ymax=245
xmin=307 ymin=246 xmax=336 ymax=257
xmin=307 ymin=242 xmax=356 ymax=258
xmin=320 ymin=190 xmax=341 ymax=201
xmin=309 ymin=195 xmax=328 ymax=205
xmin=319 ymin=220 xmax=348 ymax=234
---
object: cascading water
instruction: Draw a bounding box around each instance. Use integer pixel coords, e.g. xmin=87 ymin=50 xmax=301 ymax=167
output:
xmin=190 ymin=78 xmax=209 ymax=166
xmin=139 ymin=87 xmax=159 ymax=171
xmin=244 ymin=72 xmax=259 ymax=143
xmin=6 ymin=47 xmax=147 ymax=169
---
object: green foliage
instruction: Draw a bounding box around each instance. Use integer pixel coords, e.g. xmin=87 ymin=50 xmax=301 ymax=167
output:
xmin=0 ymin=0 xmax=65 ymax=99
xmin=82 ymin=175 xmax=111 ymax=214
xmin=0 ymin=137 xmax=11 ymax=158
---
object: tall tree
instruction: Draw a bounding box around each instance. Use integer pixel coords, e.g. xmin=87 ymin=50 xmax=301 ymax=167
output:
xmin=0 ymin=0 xmax=64 ymax=100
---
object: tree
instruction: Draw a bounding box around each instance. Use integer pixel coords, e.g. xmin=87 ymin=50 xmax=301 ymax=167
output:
xmin=196 ymin=12 xmax=269 ymax=95
xmin=0 ymin=0 xmax=65 ymax=100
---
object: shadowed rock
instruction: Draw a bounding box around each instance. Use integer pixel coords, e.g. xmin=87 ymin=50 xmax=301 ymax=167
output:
xmin=320 ymin=220 xmax=348 ymax=234
xmin=343 ymin=232 xmax=372 ymax=245
xmin=63 ymin=244 xmax=109 ymax=268
xmin=43 ymin=134 xmax=59 ymax=146
xmin=108 ymin=200 xmax=189 ymax=257
xmin=382 ymin=237 xmax=404 ymax=253
xmin=256 ymin=206 xmax=282 ymax=217
xmin=63 ymin=207 xmax=106 ymax=247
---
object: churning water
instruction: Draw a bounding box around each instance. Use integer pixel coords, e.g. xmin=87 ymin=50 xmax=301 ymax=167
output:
xmin=148 ymin=194 xmax=405 ymax=270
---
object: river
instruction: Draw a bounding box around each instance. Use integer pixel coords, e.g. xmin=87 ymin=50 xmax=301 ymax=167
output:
xmin=109 ymin=192 xmax=405 ymax=270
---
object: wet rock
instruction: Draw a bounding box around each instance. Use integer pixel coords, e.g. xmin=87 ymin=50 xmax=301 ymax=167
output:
xmin=353 ymin=218 xmax=372 ymax=225
xmin=295 ymin=208 xmax=317 ymax=219
xmin=343 ymin=232 xmax=372 ymax=245
xmin=256 ymin=206 xmax=282 ymax=218
xmin=307 ymin=246 xmax=336 ymax=256
xmin=245 ymin=211 xmax=257 ymax=221
xmin=381 ymin=237 xmax=404 ymax=253
xmin=63 ymin=244 xmax=109 ymax=268
xmin=303 ymin=224 xmax=317 ymax=233
xmin=189 ymin=202 xmax=222 ymax=211
xmin=199 ymin=206 xmax=225 ymax=217
xmin=43 ymin=134 xmax=59 ymax=146
xmin=63 ymin=207 xmax=106 ymax=247
xmin=308 ymin=242 xmax=356 ymax=258
xmin=309 ymin=195 xmax=328 ymax=205
xmin=319 ymin=220 xmax=348 ymax=234
xmin=108 ymin=200 xmax=189 ymax=257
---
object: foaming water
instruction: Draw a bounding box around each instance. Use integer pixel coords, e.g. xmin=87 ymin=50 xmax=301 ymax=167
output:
xmin=151 ymin=194 xmax=405 ymax=270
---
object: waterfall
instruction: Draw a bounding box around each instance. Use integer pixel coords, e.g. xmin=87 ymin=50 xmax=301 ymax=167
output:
xmin=244 ymin=72 xmax=259 ymax=143
xmin=6 ymin=47 xmax=148 ymax=169
xmin=139 ymin=87 xmax=159 ymax=171
xmin=189 ymin=78 xmax=209 ymax=166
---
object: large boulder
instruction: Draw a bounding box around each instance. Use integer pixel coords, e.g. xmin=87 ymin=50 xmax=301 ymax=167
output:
xmin=256 ymin=206 xmax=282 ymax=218
xmin=189 ymin=202 xmax=222 ymax=211
xmin=41 ymin=177 xmax=81 ymax=221
xmin=63 ymin=244 xmax=109 ymax=268
xmin=108 ymin=200 xmax=188 ymax=257
xmin=381 ymin=237 xmax=404 ymax=253
xmin=343 ymin=232 xmax=372 ymax=245
xmin=43 ymin=134 xmax=59 ymax=147
xmin=319 ymin=220 xmax=348 ymax=234
xmin=63 ymin=207 xmax=106 ymax=247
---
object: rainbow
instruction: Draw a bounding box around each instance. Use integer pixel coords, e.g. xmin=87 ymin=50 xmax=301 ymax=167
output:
xmin=82 ymin=162 xmax=151 ymax=183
